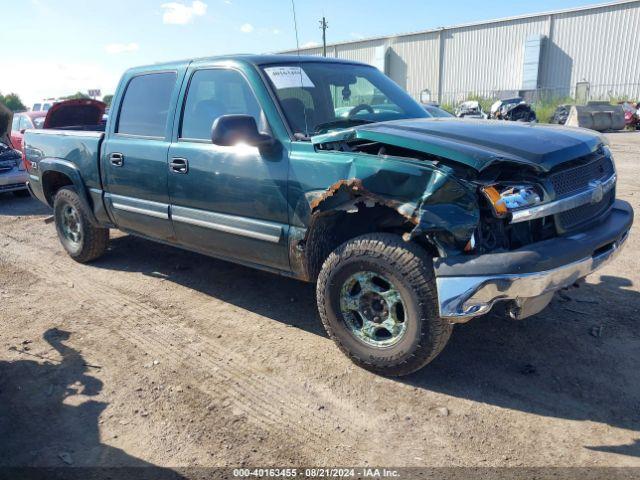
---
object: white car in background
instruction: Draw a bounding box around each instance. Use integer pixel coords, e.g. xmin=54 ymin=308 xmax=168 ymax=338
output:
xmin=31 ymin=98 xmax=61 ymax=112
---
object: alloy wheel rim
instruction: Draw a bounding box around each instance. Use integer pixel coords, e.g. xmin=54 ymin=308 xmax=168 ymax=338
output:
xmin=61 ymin=205 xmax=82 ymax=244
xmin=339 ymin=271 xmax=407 ymax=347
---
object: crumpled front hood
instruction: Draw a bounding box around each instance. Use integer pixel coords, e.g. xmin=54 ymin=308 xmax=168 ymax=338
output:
xmin=312 ymin=118 xmax=605 ymax=172
xmin=0 ymin=103 xmax=12 ymax=146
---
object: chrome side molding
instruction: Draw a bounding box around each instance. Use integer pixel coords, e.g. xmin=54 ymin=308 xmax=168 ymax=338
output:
xmin=107 ymin=193 xmax=170 ymax=220
xmin=171 ymin=206 xmax=283 ymax=243
xmin=105 ymin=193 xmax=284 ymax=243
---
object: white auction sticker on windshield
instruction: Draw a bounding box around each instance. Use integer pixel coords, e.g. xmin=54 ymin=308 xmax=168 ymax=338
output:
xmin=264 ymin=66 xmax=315 ymax=89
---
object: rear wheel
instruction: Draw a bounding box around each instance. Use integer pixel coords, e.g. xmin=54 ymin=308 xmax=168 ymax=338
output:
xmin=53 ymin=187 xmax=109 ymax=263
xmin=317 ymin=233 xmax=452 ymax=377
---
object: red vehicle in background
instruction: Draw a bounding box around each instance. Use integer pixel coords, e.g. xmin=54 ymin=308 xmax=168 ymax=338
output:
xmin=41 ymin=98 xmax=106 ymax=130
xmin=10 ymin=99 xmax=106 ymax=154
xmin=621 ymin=102 xmax=640 ymax=130
xmin=10 ymin=111 xmax=47 ymax=153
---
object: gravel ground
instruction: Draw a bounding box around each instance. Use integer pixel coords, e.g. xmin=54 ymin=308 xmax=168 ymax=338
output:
xmin=0 ymin=132 xmax=639 ymax=472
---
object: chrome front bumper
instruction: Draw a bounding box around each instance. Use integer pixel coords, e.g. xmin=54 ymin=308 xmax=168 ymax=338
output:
xmin=435 ymin=201 xmax=633 ymax=322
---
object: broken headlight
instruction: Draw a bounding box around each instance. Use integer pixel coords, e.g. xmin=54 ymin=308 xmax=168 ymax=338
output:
xmin=480 ymin=184 xmax=542 ymax=218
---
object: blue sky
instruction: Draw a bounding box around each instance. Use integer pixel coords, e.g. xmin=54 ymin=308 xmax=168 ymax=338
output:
xmin=3 ymin=0 xmax=604 ymax=106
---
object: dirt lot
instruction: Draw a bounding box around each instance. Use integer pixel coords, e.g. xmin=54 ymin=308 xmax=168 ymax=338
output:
xmin=1 ymin=132 xmax=639 ymax=472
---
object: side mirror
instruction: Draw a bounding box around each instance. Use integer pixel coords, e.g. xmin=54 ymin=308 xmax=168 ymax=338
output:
xmin=19 ymin=128 xmax=26 ymax=134
xmin=211 ymin=115 xmax=273 ymax=148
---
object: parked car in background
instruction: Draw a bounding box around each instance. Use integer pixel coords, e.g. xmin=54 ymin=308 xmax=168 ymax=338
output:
xmin=41 ymin=98 xmax=106 ymax=130
xmin=10 ymin=111 xmax=47 ymax=153
xmin=0 ymin=104 xmax=29 ymax=196
xmin=422 ymin=103 xmax=454 ymax=118
xmin=490 ymin=98 xmax=537 ymax=122
xmin=10 ymin=100 xmax=105 ymax=155
xmin=620 ymin=101 xmax=640 ymax=130
xmin=551 ymin=104 xmax=572 ymax=125
xmin=31 ymin=98 xmax=60 ymax=112
xmin=454 ymin=100 xmax=487 ymax=119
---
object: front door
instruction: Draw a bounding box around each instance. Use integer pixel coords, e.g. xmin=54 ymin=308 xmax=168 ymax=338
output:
xmin=102 ymin=71 xmax=181 ymax=241
xmin=167 ymin=67 xmax=289 ymax=270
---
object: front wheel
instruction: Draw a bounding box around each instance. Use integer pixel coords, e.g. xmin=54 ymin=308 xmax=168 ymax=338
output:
xmin=317 ymin=233 xmax=452 ymax=377
xmin=53 ymin=186 xmax=109 ymax=263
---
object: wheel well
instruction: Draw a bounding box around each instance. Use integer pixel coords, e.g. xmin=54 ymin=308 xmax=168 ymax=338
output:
xmin=301 ymin=204 xmax=438 ymax=282
xmin=42 ymin=171 xmax=73 ymax=205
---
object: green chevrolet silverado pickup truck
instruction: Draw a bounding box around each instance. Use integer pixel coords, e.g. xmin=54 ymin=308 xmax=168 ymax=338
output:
xmin=24 ymin=55 xmax=633 ymax=376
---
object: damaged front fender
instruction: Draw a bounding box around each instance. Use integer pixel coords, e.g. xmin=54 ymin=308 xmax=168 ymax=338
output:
xmin=288 ymin=148 xmax=479 ymax=280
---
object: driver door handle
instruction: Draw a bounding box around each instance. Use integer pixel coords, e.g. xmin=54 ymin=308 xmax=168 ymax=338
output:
xmin=170 ymin=158 xmax=189 ymax=174
xmin=110 ymin=152 xmax=124 ymax=167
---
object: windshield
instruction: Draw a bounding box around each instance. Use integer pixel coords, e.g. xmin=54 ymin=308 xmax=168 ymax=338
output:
xmin=262 ymin=62 xmax=427 ymax=138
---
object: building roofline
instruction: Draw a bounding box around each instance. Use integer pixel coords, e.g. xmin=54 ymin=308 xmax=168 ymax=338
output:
xmin=280 ymin=0 xmax=639 ymax=52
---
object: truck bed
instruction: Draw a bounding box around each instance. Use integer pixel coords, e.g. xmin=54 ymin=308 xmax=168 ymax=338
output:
xmin=24 ymin=129 xmax=105 ymax=192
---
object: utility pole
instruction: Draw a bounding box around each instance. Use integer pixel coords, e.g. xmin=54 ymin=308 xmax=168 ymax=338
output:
xmin=319 ymin=17 xmax=328 ymax=57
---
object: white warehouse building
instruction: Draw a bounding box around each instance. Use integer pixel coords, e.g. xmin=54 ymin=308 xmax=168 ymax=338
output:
xmin=281 ymin=0 xmax=640 ymax=105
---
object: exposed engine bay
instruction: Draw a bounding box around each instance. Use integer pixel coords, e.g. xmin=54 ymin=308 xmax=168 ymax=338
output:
xmin=314 ymin=133 xmax=615 ymax=258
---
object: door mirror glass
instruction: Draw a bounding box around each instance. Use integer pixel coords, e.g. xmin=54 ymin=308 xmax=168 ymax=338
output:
xmin=211 ymin=114 xmax=273 ymax=147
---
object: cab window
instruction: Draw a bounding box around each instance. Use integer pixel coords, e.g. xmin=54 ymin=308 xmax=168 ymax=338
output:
xmin=180 ymin=69 xmax=262 ymax=141
xmin=117 ymin=72 xmax=177 ymax=137
xmin=19 ymin=116 xmax=32 ymax=131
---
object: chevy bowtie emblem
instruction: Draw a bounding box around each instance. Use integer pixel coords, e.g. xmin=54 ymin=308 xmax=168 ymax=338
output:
xmin=589 ymin=180 xmax=604 ymax=203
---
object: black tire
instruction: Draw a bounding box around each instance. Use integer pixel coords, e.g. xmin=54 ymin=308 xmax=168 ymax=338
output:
xmin=317 ymin=233 xmax=452 ymax=376
xmin=13 ymin=189 xmax=30 ymax=198
xmin=53 ymin=186 xmax=109 ymax=263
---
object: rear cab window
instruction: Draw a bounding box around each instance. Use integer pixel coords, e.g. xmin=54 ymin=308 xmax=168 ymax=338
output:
xmin=117 ymin=72 xmax=177 ymax=137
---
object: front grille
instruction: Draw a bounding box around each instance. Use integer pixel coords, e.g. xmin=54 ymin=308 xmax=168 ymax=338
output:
xmin=550 ymin=155 xmax=614 ymax=196
xmin=548 ymin=154 xmax=616 ymax=232
xmin=557 ymin=188 xmax=615 ymax=231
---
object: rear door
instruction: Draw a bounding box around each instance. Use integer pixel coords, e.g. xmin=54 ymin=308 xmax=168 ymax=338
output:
xmin=167 ymin=65 xmax=290 ymax=270
xmin=102 ymin=70 xmax=184 ymax=240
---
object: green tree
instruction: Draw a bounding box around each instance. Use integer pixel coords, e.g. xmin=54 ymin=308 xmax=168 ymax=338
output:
xmin=0 ymin=92 xmax=27 ymax=112
xmin=102 ymin=94 xmax=114 ymax=106
xmin=62 ymin=91 xmax=90 ymax=100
